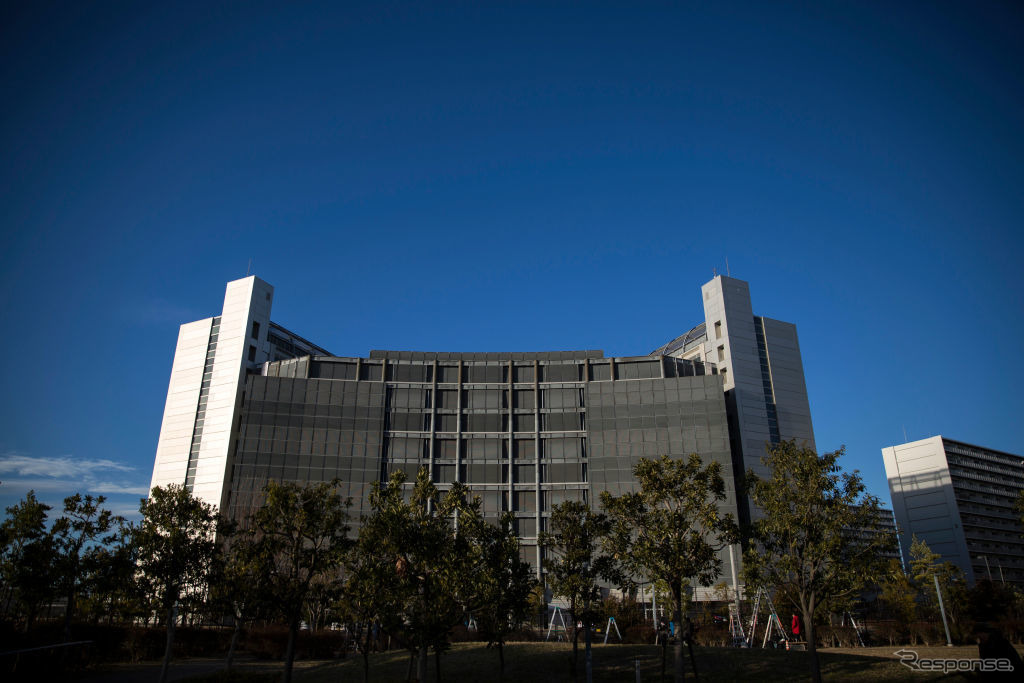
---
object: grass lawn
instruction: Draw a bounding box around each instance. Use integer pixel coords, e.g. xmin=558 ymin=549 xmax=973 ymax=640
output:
xmin=249 ymin=641 xmax=1005 ymax=682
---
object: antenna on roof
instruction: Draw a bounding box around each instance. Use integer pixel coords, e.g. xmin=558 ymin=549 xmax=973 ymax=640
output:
xmin=713 ymin=266 xmax=717 ymax=276
xmin=246 ymin=258 xmax=252 ymax=277
xmin=902 ymin=425 xmax=908 ymax=443
xmin=726 ymin=257 xmax=730 ymax=277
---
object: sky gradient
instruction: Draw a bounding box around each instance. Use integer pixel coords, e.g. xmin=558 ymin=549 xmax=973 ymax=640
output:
xmin=2 ymin=1 xmax=1023 ymax=519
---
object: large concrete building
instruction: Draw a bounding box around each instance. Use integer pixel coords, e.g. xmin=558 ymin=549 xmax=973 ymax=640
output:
xmin=883 ymin=435 xmax=1024 ymax=587
xmin=151 ymin=274 xmax=816 ymax=588
xmin=652 ymin=275 xmax=816 ymax=524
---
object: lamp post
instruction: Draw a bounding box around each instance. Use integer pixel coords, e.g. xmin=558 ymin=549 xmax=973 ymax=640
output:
xmin=933 ymin=574 xmax=953 ymax=647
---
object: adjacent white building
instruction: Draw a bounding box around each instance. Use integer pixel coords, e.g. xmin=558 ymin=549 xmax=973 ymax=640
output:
xmin=150 ymin=276 xmax=330 ymax=509
xmin=883 ymin=435 xmax=1024 ymax=587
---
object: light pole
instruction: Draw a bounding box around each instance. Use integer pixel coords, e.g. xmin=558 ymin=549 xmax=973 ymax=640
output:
xmin=933 ymin=574 xmax=953 ymax=647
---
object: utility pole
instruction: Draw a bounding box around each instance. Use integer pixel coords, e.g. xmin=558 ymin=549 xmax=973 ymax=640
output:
xmin=934 ymin=574 xmax=953 ymax=647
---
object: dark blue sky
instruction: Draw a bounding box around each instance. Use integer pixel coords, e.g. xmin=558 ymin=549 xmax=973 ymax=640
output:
xmin=2 ymin=1 xmax=1022 ymax=518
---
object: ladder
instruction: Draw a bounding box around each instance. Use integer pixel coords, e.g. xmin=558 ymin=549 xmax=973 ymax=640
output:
xmin=728 ymin=602 xmax=747 ymax=647
xmin=746 ymin=588 xmax=789 ymax=649
xmin=844 ymin=611 xmax=866 ymax=647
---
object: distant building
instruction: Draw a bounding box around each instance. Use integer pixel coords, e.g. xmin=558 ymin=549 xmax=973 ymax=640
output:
xmin=847 ymin=504 xmax=900 ymax=563
xmin=883 ymin=435 xmax=1024 ymax=586
xmin=151 ymin=274 xmax=815 ymax=593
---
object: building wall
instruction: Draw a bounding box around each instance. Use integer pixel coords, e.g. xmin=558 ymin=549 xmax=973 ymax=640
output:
xmin=224 ymin=353 xmax=740 ymax=586
xmin=884 ymin=436 xmax=971 ymax=578
xmin=151 ymin=276 xmax=276 ymax=509
xmin=151 ymin=318 xmax=212 ymax=491
xmin=677 ymin=276 xmax=816 ymax=524
xmin=883 ymin=435 xmax=1024 ymax=586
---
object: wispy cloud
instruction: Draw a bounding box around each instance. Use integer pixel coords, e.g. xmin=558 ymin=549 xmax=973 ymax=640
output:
xmin=89 ymin=481 xmax=150 ymax=496
xmin=0 ymin=452 xmax=147 ymax=501
xmin=0 ymin=454 xmax=133 ymax=478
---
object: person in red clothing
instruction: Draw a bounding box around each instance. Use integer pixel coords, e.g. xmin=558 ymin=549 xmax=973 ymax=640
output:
xmin=791 ymin=614 xmax=800 ymax=637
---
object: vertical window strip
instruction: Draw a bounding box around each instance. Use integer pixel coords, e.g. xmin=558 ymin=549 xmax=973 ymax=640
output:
xmin=185 ymin=317 xmax=221 ymax=490
xmin=754 ymin=317 xmax=781 ymax=444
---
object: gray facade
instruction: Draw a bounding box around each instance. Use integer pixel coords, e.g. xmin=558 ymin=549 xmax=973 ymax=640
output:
xmin=224 ymin=351 xmax=738 ymax=580
xmin=152 ymin=274 xmax=818 ymax=593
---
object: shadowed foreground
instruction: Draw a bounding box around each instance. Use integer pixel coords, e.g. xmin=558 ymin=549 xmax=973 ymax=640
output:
xmin=178 ymin=642 xmax=1011 ymax=682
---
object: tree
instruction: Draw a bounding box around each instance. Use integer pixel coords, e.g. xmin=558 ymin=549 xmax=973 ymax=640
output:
xmin=84 ymin=517 xmax=141 ymax=626
xmin=357 ymin=468 xmax=481 ymax=683
xmin=464 ymin=511 xmax=537 ymax=675
xmin=339 ymin=520 xmax=404 ymax=683
xmin=539 ymin=500 xmax=622 ymax=681
xmin=878 ymin=558 xmax=916 ymax=640
xmin=908 ymin=535 xmax=968 ymax=638
xmin=0 ymin=490 xmax=57 ymax=630
xmin=243 ymin=479 xmax=351 ymax=683
xmin=602 ymin=454 xmax=739 ymax=683
xmin=51 ymin=493 xmax=120 ymax=639
xmin=742 ymin=441 xmax=893 ymax=683
xmin=207 ymin=521 xmax=269 ymax=671
xmin=135 ymin=484 xmax=219 ymax=683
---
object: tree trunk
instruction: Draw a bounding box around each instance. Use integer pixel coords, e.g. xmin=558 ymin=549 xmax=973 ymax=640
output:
xmin=673 ymin=588 xmax=684 ymax=683
xmin=63 ymin=585 xmax=76 ymax=641
xmin=434 ymin=646 xmax=442 ymax=682
xmin=417 ymin=645 xmax=427 ymax=682
xmin=571 ymin=621 xmax=580 ymax=679
xmin=226 ymin=616 xmax=242 ymax=671
xmin=498 ymin=640 xmax=504 ymax=675
xmin=362 ymin=625 xmax=372 ymax=683
xmin=804 ymin=597 xmax=821 ymax=683
xmin=584 ymin=601 xmax=593 ymax=683
xmin=158 ymin=603 xmax=176 ymax=683
xmin=685 ymin=622 xmax=698 ymax=681
xmin=282 ymin=614 xmax=299 ymax=683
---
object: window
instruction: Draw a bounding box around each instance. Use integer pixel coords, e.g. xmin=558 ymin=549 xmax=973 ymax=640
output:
xmin=720 ymin=367 xmax=728 ymax=383
xmin=251 ymin=321 xmax=260 ymax=339
xmin=714 ymin=321 xmax=722 ymax=339
xmin=717 ymin=345 xmax=725 ymax=362
xmin=248 ymin=345 xmax=257 ymax=362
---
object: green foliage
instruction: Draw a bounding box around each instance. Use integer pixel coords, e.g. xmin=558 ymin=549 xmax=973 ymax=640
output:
xmin=51 ymin=493 xmax=121 ymax=637
xmin=602 ymin=454 xmax=738 ymax=683
xmin=0 ymin=490 xmax=57 ymax=629
xmin=463 ymin=511 xmax=537 ymax=670
xmin=241 ymin=479 xmax=351 ymax=683
xmin=742 ymin=441 xmax=894 ymax=683
xmin=602 ymin=454 xmax=738 ymax=599
xmin=878 ymin=558 xmax=916 ymax=626
xmin=907 ymin=535 xmax=968 ymax=628
xmin=540 ymin=500 xmax=620 ymax=621
xmin=135 ymin=484 xmax=220 ymax=612
xmin=349 ymin=468 xmax=482 ymax=682
xmin=135 ymin=484 xmax=220 ymax=683
xmin=539 ymin=500 xmax=621 ymax=676
xmin=243 ymin=479 xmax=351 ymax=622
xmin=80 ymin=517 xmax=142 ymax=624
